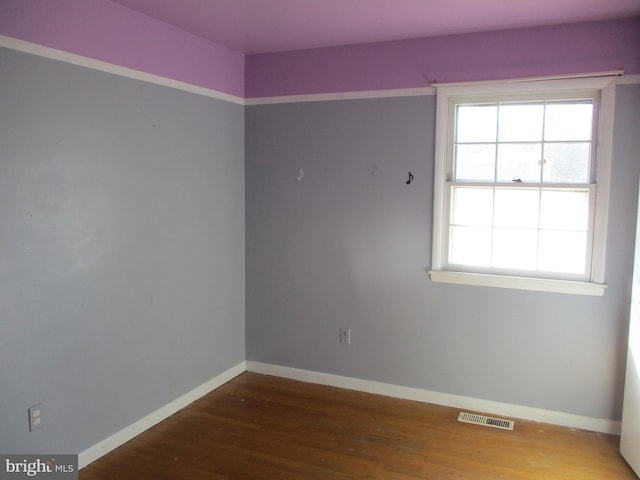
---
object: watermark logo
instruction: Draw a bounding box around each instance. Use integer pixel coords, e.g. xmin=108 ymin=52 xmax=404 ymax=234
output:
xmin=0 ymin=456 xmax=77 ymax=480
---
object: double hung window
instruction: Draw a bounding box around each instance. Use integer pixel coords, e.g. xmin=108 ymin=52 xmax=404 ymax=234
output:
xmin=430 ymin=77 xmax=616 ymax=295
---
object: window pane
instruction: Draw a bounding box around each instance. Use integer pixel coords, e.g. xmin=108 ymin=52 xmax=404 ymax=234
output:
xmin=456 ymin=105 xmax=497 ymax=142
xmin=542 ymin=143 xmax=590 ymax=183
xmin=455 ymin=144 xmax=496 ymax=181
xmin=497 ymin=143 xmax=542 ymax=182
xmin=498 ymin=104 xmax=544 ymax=142
xmin=451 ymin=187 xmax=493 ymax=226
xmin=494 ymin=188 xmax=539 ymax=229
xmin=539 ymin=189 xmax=589 ymax=231
xmin=492 ymin=228 xmax=538 ymax=270
xmin=538 ymin=230 xmax=587 ymax=274
xmin=449 ymin=226 xmax=491 ymax=267
xmin=544 ymin=102 xmax=593 ymax=141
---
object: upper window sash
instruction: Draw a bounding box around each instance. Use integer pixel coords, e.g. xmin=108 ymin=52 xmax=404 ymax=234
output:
xmin=446 ymin=90 xmax=600 ymax=184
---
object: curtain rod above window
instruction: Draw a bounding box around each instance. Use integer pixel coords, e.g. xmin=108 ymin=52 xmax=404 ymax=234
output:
xmin=430 ymin=70 xmax=624 ymax=88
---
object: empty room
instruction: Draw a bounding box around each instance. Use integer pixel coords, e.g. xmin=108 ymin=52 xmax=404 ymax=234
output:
xmin=1 ymin=1 xmax=640 ymax=478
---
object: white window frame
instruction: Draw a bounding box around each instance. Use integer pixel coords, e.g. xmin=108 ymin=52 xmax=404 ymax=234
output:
xmin=430 ymin=76 xmax=617 ymax=296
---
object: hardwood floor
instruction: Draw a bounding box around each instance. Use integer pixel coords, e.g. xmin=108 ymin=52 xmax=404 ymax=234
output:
xmin=80 ymin=372 xmax=637 ymax=480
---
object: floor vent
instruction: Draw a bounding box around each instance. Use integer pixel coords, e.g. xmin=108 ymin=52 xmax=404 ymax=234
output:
xmin=457 ymin=412 xmax=515 ymax=431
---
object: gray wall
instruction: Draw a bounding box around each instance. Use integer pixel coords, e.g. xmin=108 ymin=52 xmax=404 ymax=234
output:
xmin=246 ymin=85 xmax=640 ymax=421
xmin=1 ymin=42 xmax=637 ymax=459
xmin=0 ymin=48 xmax=245 ymax=453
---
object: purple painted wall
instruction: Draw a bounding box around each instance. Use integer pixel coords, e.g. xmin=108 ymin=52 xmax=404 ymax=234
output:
xmin=245 ymin=17 xmax=640 ymax=98
xmin=0 ymin=1 xmax=637 ymax=99
xmin=0 ymin=0 xmax=245 ymax=98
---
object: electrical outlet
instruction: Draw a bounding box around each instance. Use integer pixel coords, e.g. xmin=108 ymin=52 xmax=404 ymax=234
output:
xmin=340 ymin=328 xmax=351 ymax=345
xmin=28 ymin=404 xmax=43 ymax=431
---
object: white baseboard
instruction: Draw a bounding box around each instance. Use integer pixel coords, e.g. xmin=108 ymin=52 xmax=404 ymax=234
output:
xmin=78 ymin=359 xmax=621 ymax=469
xmin=246 ymin=361 xmax=621 ymax=435
xmin=78 ymin=361 xmax=246 ymax=469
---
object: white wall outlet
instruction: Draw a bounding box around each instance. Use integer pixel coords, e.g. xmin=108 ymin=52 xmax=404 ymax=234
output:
xmin=28 ymin=404 xmax=43 ymax=431
xmin=340 ymin=328 xmax=351 ymax=345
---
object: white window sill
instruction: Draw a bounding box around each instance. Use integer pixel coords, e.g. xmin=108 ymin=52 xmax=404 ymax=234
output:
xmin=429 ymin=270 xmax=606 ymax=296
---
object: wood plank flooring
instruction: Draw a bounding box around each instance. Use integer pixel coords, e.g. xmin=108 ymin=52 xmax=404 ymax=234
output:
xmin=80 ymin=372 xmax=638 ymax=480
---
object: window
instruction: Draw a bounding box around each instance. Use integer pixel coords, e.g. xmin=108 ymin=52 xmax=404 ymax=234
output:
xmin=430 ymin=77 xmax=617 ymax=295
